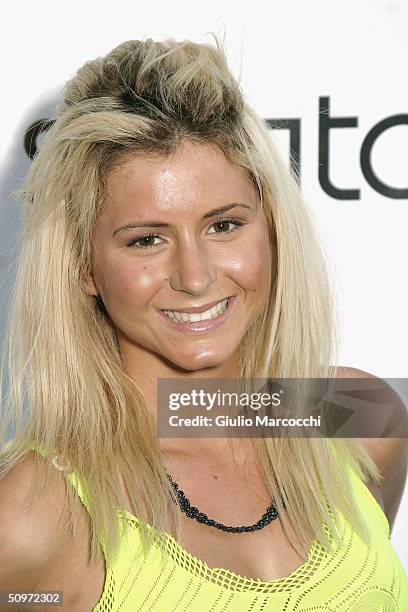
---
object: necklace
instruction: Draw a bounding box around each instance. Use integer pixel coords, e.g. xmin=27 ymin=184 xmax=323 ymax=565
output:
xmin=166 ymin=472 xmax=284 ymax=533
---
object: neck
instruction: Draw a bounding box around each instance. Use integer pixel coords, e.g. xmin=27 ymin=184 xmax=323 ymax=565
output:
xmin=118 ymin=338 xmax=240 ymax=456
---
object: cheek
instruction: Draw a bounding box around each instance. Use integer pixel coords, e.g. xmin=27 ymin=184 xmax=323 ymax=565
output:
xmin=228 ymin=232 xmax=271 ymax=299
xmin=97 ymin=258 xmax=162 ymax=307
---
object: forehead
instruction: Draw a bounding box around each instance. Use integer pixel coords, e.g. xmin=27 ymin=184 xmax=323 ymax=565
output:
xmin=102 ymin=141 xmax=257 ymax=219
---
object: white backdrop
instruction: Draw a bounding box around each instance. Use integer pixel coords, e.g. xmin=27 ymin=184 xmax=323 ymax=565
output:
xmin=1 ymin=0 xmax=407 ymax=568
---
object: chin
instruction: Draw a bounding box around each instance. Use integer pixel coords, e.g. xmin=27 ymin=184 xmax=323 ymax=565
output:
xmin=163 ymin=350 xmax=231 ymax=374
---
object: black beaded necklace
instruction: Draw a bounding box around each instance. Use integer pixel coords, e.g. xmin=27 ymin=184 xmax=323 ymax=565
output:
xmin=166 ymin=472 xmax=285 ymax=533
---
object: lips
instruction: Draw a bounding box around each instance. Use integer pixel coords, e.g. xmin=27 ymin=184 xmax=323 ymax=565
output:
xmin=159 ymin=296 xmax=233 ymax=314
xmin=157 ymin=295 xmax=237 ymax=333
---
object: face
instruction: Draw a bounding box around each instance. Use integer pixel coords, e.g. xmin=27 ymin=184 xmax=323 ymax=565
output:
xmin=84 ymin=141 xmax=272 ymax=373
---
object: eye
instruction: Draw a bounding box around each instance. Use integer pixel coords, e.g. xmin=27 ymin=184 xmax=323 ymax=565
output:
xmin=126 ymin=234 xmax=163 ymax=249
xmin=126 ymin=218 xmax=244 ymax=250
xmin=208 ymin=218 xmax=244 ymax=234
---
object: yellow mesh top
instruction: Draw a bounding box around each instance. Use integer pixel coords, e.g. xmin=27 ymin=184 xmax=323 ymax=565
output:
xmin=33 ymin=445 xmax=408 ymax=611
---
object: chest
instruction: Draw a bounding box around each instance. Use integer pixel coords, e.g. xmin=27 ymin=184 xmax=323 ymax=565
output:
xmin=150 ymin=450 xmax=312 ymax=582
xmin=50 ymin=454 xmax=386 ymax=609
xmin=153 ymin=448 xmax=386 ymax=583
xmin=173 ymin=510 xmax=308 ymax=582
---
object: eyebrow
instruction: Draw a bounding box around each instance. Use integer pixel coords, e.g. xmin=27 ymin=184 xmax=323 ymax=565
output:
xmin=111 ymin=203 xmax=253 ymax=238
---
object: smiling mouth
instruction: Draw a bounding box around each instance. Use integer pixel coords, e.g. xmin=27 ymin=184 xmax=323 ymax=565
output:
xmin=160 ymin=297 xmax=230 ymax=323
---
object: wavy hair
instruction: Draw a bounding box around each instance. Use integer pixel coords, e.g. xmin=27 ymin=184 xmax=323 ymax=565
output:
xmin=0 ymin=34 xmax=381 ymax=567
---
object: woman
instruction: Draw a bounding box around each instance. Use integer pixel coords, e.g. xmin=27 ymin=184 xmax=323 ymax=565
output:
xmin=0 ymin=35 xmax=407 ymax=611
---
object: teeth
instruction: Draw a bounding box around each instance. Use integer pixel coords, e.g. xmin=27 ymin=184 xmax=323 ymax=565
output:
xmin=164 ymin=298 xmax=229 ymax=323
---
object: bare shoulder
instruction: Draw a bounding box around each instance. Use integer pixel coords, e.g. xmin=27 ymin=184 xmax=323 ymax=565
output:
xmin=0 ymin=452 xmax=68 ymax=581
xmin=335 ymin=366 xmax=408 ymax=534
xmin=0 ymin=451 xmax=106 ymax=610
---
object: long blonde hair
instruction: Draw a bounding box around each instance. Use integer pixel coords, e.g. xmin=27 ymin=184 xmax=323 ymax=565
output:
xmin=0 ymin=33 xmax=381 ymax=567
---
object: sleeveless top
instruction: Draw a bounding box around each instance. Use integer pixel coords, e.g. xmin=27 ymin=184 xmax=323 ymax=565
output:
xmin=32 ymin=445 xmax=408 ymax=611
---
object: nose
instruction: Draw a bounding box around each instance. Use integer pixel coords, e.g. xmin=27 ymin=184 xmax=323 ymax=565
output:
xmin=167 ymin=238 xmax=217 ymax=295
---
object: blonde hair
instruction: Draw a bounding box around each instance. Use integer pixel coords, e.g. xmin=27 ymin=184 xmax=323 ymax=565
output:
xmin=0 ymin=33 xmax=381 ymax=568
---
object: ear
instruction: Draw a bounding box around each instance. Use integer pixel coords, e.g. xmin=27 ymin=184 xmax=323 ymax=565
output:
xmin=82 ymin=273 xmax=98 ymax=297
